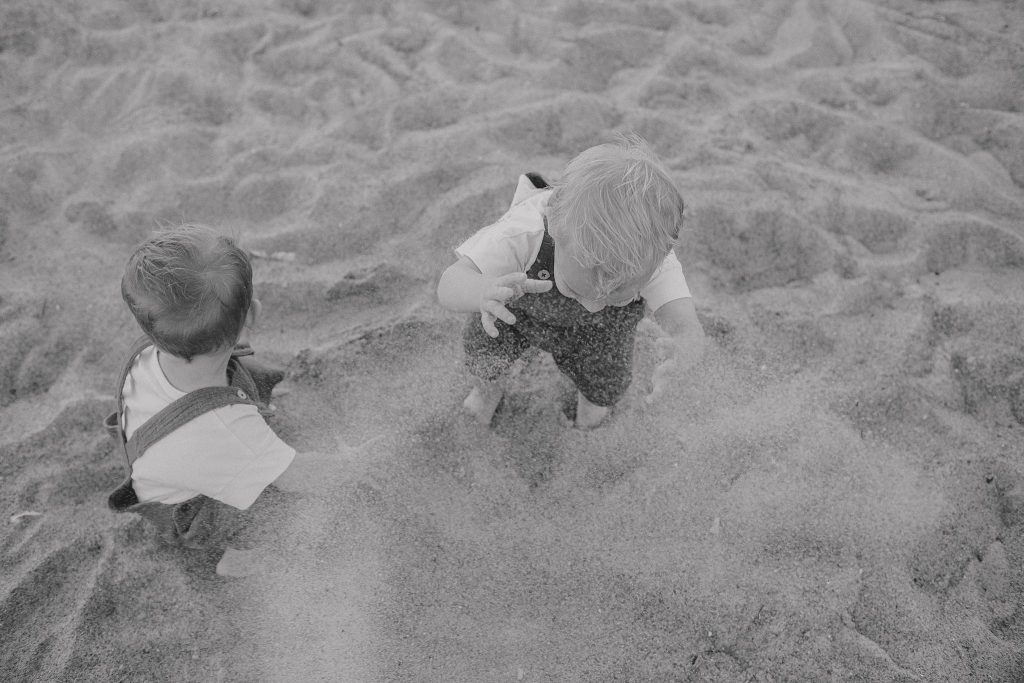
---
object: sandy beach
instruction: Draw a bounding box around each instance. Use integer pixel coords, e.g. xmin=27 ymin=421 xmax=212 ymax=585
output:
xmin=2 ymin=0 xmax=1024 ymax=680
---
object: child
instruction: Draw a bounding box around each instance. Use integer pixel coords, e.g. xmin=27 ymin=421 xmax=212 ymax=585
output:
xmin=115 ymin=223 xmax=349 ymax=576
xmin=437 ymin=136 xmax=705 ymax=428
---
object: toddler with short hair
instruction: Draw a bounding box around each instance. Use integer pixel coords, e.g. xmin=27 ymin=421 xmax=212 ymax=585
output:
xmin=113 ymin=223 xmax=354 ymax=576
xmin=437 ymin=135 xmax=706 ymax=429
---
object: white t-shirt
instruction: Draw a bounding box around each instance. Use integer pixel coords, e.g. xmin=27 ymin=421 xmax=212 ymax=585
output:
xmin=455 ymin=175 xmax=691 ymax=312
xmin=122 ymin=346 xmax=295 ymax=509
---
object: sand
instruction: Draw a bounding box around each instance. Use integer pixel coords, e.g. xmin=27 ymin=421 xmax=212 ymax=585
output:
xmin=2 ymin=0 xmax=1024 ymax=680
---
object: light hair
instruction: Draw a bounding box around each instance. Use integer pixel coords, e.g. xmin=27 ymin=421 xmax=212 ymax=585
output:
xmin=547 ymin=134 xmax=684 ymax=297
xmin=121 ymin=223 xmax=253 ymax=361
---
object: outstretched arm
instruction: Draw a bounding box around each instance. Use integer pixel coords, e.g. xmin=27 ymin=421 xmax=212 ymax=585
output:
xmin=272 ymin=450 xmax=352 ymax=493
xmin=437 ymin=256 xmax=552 ymax=337
xmin=647 ymin=297 xmax=706 ymax=402
xmin=273 ymin=433 xmax=399 ymax=494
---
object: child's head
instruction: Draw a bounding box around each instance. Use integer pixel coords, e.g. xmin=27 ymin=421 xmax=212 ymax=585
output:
xmin=546 ymin=135 xmax=684 ymax=311
xmin=121 ymin=224 xmax=253 ymax=361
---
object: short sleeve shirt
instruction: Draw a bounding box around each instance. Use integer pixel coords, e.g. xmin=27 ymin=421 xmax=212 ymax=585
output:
xmin=122 ymin=346 xmax=295 ymax=509
xmin=454 ymin=175 xmax=691 ymax=312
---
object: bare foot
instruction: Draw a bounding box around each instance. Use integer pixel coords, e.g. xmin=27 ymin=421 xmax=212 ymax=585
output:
xmin=462 ymin=380 xmax=504 ymax=426
xmin=575 ymin=391 xmax=610 ymax=429
xmin=216 ymin=546 xmax=269 ymax=578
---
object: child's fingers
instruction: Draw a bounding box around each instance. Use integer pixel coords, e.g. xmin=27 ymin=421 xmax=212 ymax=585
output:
xmin=645 ymin=373 xmax=666 ymax=404
xmin=483 ymin=299 xmax=516 ymax=325
xmin=521 ymin=278 xmax=554 ymax=294
xmin=493 ymin=272 xmax=554 ymax=300
xmin=481 ymin=301 xmax=516 ymax=337
xmin=492 ymin=274 xmax=527 ymax=300
xmin=492 ymin=285 xmax=516 ymax=302
xmin=645 ymin=358 xmax=677 ymax=404
xmin=653 ymin=336 xmax=679 ymax=360
xmin=481 ymin=311 xmax=499 ymax=337
xmin=645 ymin=386 xmax=663 ymax=405
xmin=495 ymin=272 xmax=529 ymax=286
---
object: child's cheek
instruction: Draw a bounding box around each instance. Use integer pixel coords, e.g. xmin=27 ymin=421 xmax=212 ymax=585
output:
xmin=554 ymin=279 xmax=575 ymax=300
xmin=552 ymin=263 xmax=580 ymax=301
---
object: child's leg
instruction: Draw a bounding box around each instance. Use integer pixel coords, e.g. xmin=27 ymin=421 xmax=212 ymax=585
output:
xmin=574 ymin=391 xmax=611 ymax=429
xmin=552 ymin=324 xmax=637 ymax=429
xmin=212 ymin=488 xmax=288 ymax=577
xmin=463 ymin=376 xmax=507 ymax=426
xmin=461 ymin=314 xmax=529 ymax=425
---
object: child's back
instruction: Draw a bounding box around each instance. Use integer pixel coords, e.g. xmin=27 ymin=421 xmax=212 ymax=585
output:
xmin=119 ymin=341 xmax=292 ymax=509
xmin=111 ymin=224 xmax=295 ymax=549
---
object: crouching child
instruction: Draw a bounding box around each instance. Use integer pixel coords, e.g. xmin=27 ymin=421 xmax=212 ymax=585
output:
xmin=437 ymin=136 xmax=706 ymax=428
xmin=106 ymin=223 xmax=354 ymax=576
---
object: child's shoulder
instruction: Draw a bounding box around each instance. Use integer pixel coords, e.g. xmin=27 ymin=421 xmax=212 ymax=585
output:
xmin=512 ymin=172 xmax=550 ymax=199
xmin=491 ymin=174 xmax=551 ymax=229
xmin=475 ymin=200 xmax=546 ymax=249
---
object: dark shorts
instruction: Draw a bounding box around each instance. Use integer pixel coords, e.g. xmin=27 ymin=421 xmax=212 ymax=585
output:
xmin=462 ymin=312 xmax=640 ymax=407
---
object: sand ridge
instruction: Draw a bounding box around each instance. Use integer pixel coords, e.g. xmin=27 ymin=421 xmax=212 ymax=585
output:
xmin=2 ymin=0 xmax=1024 ymax=680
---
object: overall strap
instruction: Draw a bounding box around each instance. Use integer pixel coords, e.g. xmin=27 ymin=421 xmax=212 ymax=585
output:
xmin=525 ymin=172 xmax=549 ymax=190
xmin=531 ymin=227 xmax=556 ymax=279
xmin=525 ymin=171 xmax=555 ymax=279
xmin=112 ymin=336 xmax=159 ymax=471
xmin=227 ymin=352 xmax=259 ymax=404
xmin=112 ymin=339 xmax=262 ymax=472
xmin=125 ymin=385 xmax=256 ymax=465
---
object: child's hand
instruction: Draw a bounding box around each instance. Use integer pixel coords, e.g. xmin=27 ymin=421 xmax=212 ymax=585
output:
xmin=479 ymin=272 xmax=553 ymax=337
xmin=646 ymin=336 xmax=681 ymax=404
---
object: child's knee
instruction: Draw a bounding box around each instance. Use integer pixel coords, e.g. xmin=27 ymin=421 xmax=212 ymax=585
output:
xmin=555 ymin=351 xmax=633 ymax=407
xmin=576 ymin=374 xmax=632 ymax=408
xmin=462 ymin=318 xmax=525 ymax=379
xmin=464 ymin=352 xmax=517 ymax=381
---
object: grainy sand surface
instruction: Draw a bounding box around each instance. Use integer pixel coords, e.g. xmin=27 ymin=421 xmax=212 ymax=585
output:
xmin=2 ymin=1 xmax=1024 ymax=681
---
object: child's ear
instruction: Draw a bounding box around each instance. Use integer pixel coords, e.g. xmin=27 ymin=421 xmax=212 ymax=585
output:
xmin=248 ymin=298 xmax=262 ymax=327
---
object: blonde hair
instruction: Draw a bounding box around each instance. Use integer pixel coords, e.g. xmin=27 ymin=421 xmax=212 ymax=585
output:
xmin=547 ymin=135 xmax=684 ymax=297
xmin=121 ymin=224 xmax=253 ymax=361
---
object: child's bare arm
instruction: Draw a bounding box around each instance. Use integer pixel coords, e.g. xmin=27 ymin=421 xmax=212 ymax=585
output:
xmin=648 ymin=297 xmax=706 ymax=402
xmin=272 ymin=447 xmax=364 ymax=493
xmin=273 ymin=433 xmax=397 ymax=494
xmin=653 ymin=297 xmax=705 ymax=359
xmin=436 ymin=256 xmax=492 ymax=311
xmin=437 ymin=256 xmax=552 ymax=337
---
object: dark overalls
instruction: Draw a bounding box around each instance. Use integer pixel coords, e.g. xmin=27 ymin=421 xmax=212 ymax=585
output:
xmin=462 ymin=174 xmax=647 ymax=408
xmin=104 ymin=337 xmax=284 ymax=548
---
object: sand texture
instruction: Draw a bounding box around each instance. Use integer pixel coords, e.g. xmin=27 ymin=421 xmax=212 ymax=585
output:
xmin=2 ymin=0 xmax=1024 ymax=680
